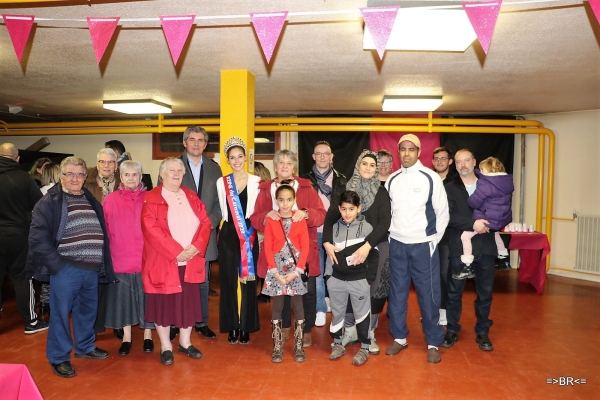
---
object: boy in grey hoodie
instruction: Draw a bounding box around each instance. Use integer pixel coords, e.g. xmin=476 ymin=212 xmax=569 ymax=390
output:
xmin=325 ymin=191 xmax=378 ymax=366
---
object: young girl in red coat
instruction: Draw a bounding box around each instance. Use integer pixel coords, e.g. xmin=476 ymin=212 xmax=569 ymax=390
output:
xmin=261 ymin=185 xmax=309 ymax=363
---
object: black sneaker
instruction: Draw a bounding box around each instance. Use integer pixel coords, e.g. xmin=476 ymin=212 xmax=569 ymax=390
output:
xmin=25 ymin=320 xmax=49 ymax=335
xmin=440 ymin=332 xmax=458 ymax=348
xmin=452 ymin=265 xmax=472 ymax=280
xmin=476 ymin=334 xmax=494 ymax=351
xmin=496 ymin=259 xmax=511 ymax=271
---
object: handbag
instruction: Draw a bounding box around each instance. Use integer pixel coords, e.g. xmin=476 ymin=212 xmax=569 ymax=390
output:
xmin=279 ymin=219 xmax=309 ymax=283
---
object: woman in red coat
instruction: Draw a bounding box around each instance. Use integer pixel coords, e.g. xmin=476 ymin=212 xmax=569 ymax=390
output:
xmin=141 ymin=157 xmax=211 ymax=366
xmin=250 ymin=149 xmax=326 ymax=347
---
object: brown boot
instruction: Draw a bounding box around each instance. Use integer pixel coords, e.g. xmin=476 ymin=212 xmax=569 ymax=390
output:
xmin=281 ymin=327 xmax=291 ymax=342
xmin=303 ymin=332 xmax=312 ymax=347
xmin=271 ymin=320 xmax=283 ymax=363
xmin=293 ymin=320 xmax=306 ymax=362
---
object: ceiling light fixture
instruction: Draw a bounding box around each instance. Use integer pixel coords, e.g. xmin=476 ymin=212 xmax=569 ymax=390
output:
xmin=103 ymin=99 xmax=172 ymax=114
xmin=382 ymin=95 xmax=443 ymax=112
xmin=363 ymin=9 xmax=476 ymax=52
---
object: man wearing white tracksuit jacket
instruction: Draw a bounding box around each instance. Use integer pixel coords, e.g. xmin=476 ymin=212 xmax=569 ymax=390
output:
xmin=384 ymin=134 xmax=449 ymax=364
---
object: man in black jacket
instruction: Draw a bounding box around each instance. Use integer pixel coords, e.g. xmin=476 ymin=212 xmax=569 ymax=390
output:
xmin=302 ymin=141 xmax=347 ymax=327
xmin=442 ymin=149 xmax=496 ymax=352
xmin=0 ymin=143 xmax=46 ymax=334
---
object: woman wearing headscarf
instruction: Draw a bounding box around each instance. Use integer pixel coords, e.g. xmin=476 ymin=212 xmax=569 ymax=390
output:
xmin=322 ymin=149 xmax=391 ymax=355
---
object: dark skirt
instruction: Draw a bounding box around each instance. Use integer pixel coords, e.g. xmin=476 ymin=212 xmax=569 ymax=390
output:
xmin=145 ymin=265 xmax=202 ymax=328
xmin=105 ymin=273 xmax=154 ymax=330
xmin=218 ymin=219 xmax=260 ymax=333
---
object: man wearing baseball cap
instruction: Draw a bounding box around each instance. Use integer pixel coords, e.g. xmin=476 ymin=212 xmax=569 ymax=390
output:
xmin=384 ymin=134 xmax=449 ymax=363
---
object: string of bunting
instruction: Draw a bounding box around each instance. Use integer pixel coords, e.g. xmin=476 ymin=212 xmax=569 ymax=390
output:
xmin=2 ymin=0 xmax=599 ymax=64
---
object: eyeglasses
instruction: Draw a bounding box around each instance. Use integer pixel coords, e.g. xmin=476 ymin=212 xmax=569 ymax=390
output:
xmin=379 ymin=161 xmax=392 ymax=165
xmin=314 ymin=152 xmax=331 ymax=158
xmin=62 ymin=172 xmax=86 ymax=179
xmin=98 ymin=160 xmax=116 ymax=165
xmin=433 ymin=157 xmax=449 ymax=162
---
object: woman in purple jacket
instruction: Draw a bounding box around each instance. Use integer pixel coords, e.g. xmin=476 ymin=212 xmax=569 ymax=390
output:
xmin=453 ymin=157 xmax=514 ymax=280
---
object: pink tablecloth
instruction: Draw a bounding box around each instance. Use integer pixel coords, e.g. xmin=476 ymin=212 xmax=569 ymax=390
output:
xmin=505 ymin=232 xmax=551 ymax=295
xmin=0 ymin=364 xmax=43 ymax=400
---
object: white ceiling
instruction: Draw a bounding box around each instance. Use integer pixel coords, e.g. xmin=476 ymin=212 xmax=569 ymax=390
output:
xmin=1 ymin=0 xmax=599 ymax=122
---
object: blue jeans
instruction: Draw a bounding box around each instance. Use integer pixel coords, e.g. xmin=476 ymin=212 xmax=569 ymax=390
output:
xmin=196 ymin=260 xmax=210 ymax=328
xmin=388 ymin=239 xmax=444 ymax=346
xmin=446 ymin=254 xmax=495 ymax=336
xmin=47 ymin=265 xmax=98 ymax=364
xmin=315 ymin=232 xmax=327 ymax=313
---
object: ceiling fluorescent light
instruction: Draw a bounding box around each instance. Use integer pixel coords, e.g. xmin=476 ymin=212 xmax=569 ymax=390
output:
xmin=382 ymin=95 xmax=443 ymax=112
xmin=364 ymin=9 xmax=476 ymax=52
xmin=103 ymin=99 xmax=172 ymax=114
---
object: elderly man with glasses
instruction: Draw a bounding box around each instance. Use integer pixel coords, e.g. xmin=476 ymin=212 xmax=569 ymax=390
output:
xmin=28 ymin=156 xmax=117 ymax=378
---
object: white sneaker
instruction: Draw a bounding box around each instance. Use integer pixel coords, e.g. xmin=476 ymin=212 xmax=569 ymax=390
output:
xmin=341 ymin=325 xmax=358 ymax=347
xmin=315 ymin=312 xmax=326 ymax=327
xmin=438 ymin=309 xmax=447 ymax=326
xmin=368 ymin=330 xmax=380 ymax=355
xmin=325 ymin=297 xmax=331 ymax=313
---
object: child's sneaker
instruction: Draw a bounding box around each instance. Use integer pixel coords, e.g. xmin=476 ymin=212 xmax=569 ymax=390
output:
xmin=330 ymin=343 xmax=346 ymax=360
xmin=353 ymin=349 xmax=369 ymax=366
xmin=452 ymin=264 xmax=472 ymax=280
xmin=341 ymin=325 xmax=358 ymax=346
xmin=368 ymin=330 xmax=380 ymax=354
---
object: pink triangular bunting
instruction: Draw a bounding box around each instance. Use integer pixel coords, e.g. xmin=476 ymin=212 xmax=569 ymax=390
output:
xmin=250 ymin=11 xmax=288 ymax=64
xmin=87 ymin=17 xmax=120 ymax=64
xmin=360 ymin=6 xmax=400 ymax=60
xmin=589 ymin=0 xmax=600 ymax=25
xmin=159 ymin=14 xmax=195 ymax=65
xmin=2 ymin=14 xmax=35 ymax=62
xmin=462 ymin=1 xmax=502 ymax=54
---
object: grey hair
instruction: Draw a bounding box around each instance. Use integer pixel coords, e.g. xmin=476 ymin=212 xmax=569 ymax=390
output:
xmin=183 ymin=125 xmax=209 ymax=142
xmin=60 ymin=156 xmax=87 ymax=175
xmin=273 ymin=149 xmax=298 ymax=176
xmin=119 ymin=160 xmax=143 ymax=176
xmin=97 ymin=147 xmax=117 ymax=161
xmin=159 ymin=157 xmax=186 ymax=177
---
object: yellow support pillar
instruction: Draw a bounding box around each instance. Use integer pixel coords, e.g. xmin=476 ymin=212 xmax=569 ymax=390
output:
xmin=220 ymin=70 xmax=255 ymax=175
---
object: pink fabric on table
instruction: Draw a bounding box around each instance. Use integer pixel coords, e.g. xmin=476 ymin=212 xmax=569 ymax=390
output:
xmin=0 ymin=364 xmax=43 ymax=400
xmin=506 ymin=232 xmax=551 ymax=295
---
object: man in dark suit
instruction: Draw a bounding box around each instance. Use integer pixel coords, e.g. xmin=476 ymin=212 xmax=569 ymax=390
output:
xmin=180 ymin=126 xmax=223 ymax=338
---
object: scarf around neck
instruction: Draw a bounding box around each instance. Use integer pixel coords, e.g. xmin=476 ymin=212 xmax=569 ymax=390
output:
xmin=346 ymin=149 xmax=380 ymax=212
xmin=312 ymin=164 xmax=333 ymax=199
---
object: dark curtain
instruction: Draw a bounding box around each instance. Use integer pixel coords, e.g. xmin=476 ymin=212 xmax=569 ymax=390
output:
xmin=439 ymin=116 xmax=516 ymax=174
xmin=18 ymin=150 xmax=73 ymax=173
xmin=297 ymin=132 xmax=370 ymax=179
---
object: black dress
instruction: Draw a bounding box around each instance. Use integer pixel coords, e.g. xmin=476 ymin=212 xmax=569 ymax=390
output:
xmin=218 ymin=187 xmax=260 ymax=333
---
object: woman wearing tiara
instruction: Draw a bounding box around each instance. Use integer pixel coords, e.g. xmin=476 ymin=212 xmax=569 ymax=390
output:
xmin=216 ymin=137 xmax=262 ymax=344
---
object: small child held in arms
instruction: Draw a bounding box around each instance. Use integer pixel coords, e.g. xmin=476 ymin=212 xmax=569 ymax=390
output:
xmin=261 ymin=185 xmax=309 ymax=363
xmin=324 ymin=190 xmax=378 ymax=366
xmin=453 ymin=157 xmax=514 ymax=279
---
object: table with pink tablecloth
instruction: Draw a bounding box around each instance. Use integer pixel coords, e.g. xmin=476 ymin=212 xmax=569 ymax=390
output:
xmin=504 ymin=232 xmax=551 ymax=294
xmin=0 ymin=364 xmax=43 ymax=400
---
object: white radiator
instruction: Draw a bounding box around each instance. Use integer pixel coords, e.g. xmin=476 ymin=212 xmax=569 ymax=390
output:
xmin=575 ymin=215 xmax=600 ymax=273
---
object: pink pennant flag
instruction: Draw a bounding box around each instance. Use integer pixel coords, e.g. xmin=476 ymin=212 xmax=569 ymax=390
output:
xmin=159 ymin=14 xmax=195 ymax=65
xmin=250 ymin=11 xmax=288 ymax=64
xmin=2 ymin=14 xmax=35 ymax=62
xmin=360 ymin=6 xmax=400 ymax=59
xmin=462 ymin=1 xmax=502 ymax=54
xmin=86 ymin=17 xmax=120 ymax=64
xmin=589 ymin=0 xmax=600 ymax=25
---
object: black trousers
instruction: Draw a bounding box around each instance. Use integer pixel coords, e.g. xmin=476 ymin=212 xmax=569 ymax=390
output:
xmin=0 ymin=229 xmax=37 ymax=325
xmin=438 ymin=240 xmax=450 ymax=309
xmin=281 ymin=276 xmax=316 ymax=333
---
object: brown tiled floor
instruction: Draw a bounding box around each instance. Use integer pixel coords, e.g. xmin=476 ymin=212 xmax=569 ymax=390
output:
xmin=1 ymin=269 xmax=598 ymax=399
